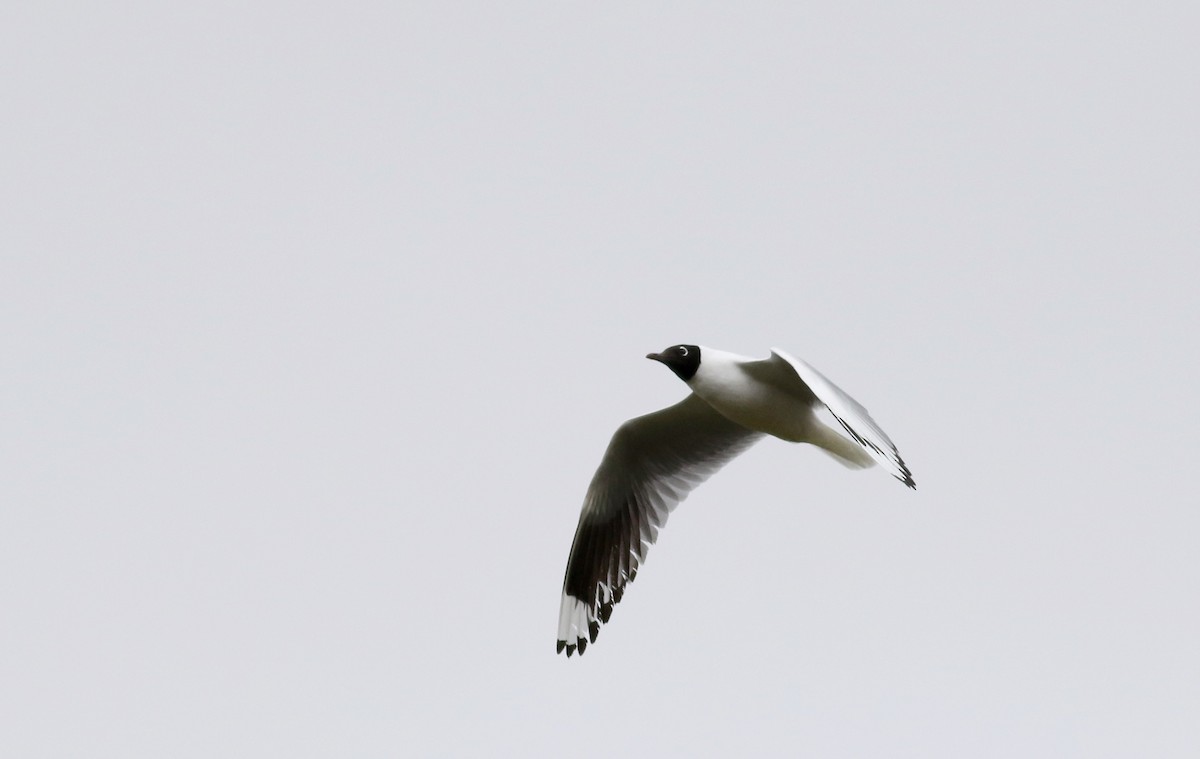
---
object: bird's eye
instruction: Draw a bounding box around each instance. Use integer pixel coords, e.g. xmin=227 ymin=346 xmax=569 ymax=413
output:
xmin=677 ymin=346 xmax=688 ymax=356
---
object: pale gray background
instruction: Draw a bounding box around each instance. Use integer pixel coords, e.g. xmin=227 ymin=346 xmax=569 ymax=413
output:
xmin=3 ymin=3 xmax=1198 ymax=757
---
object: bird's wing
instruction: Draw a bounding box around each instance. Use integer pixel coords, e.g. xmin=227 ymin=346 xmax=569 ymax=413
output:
xmin=756 ymin=348 xmax=916 ymax=489
xmin=557 ymin=393 xmax=762 ymax=657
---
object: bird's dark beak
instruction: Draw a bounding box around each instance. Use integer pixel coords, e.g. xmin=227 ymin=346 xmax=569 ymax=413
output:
xmin=646 ymin=352 xmax=666 ymax=363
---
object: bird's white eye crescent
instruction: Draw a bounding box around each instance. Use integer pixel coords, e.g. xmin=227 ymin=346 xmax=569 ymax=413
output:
xmin=678 ymin=346 xmax=688 ymax=356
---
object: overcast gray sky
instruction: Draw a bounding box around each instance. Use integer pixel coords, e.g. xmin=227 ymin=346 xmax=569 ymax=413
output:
xmin=3 ymin=3 xmax=1198 ymax=757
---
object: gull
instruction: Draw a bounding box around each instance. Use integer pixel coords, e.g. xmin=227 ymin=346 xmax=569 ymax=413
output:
xmin=556 ymin=345 xmax=915 ymax=657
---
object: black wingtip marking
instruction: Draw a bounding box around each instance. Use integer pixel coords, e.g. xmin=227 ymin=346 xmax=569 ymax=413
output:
xmin=565 ymin=643 xmax=576 ymax=657
xmin=556 ymin=640 xmax=566 ymax=654
xmin=599 ymin=602 xmax=613 ymax=623
xmin=577 ymin=638 xmax=587 ymax=655
xmin=588 ymin=620 xmax=600 ymax=642
xmin=830 ymin=408 xmax=917 ymax=490
xmin=895 ymin=455 xmax=916 ymax=490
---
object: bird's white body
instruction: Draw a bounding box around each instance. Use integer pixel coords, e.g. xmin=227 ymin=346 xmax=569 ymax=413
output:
xmin=688 ymin=347 xmax=876 ymax=467
xmin=689 ymin=347 xmax=819 ymax=441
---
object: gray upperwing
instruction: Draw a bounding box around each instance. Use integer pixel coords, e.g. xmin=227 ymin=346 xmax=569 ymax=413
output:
xmin=755 ymin=348 xmax=916 ymax=489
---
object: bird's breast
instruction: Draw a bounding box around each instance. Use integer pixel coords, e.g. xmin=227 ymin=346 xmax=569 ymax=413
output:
xmin=690 ymin=368 xmax=815 ymax=443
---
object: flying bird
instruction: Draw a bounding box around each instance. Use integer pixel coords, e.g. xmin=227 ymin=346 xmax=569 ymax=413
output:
xmin=556 ymin=345 xmax=915 ymax=657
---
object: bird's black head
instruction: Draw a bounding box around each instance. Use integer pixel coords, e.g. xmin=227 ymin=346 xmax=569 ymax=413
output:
xmin=646 ymin=344 xmax=701 ymax=381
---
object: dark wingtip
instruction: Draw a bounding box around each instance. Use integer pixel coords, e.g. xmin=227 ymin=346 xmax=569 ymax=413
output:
xmin=565 ymin=643 xmax=577 ymax=657
xmin=588 ymin=620 xmax=600 ymax=642
xmin=577 ymin=638 xmax=587 ymax=655
xmin=894 ymin=457 xmax=916 ymax=490
xmin=556 ymin=640 xmax=566 ymax=654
